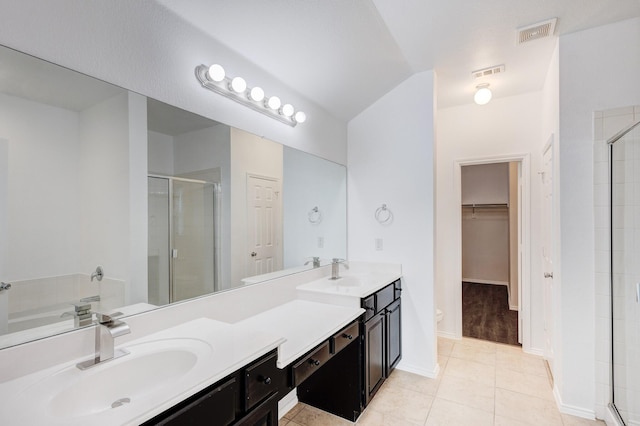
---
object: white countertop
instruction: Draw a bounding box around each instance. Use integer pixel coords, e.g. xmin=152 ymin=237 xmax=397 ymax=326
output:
xmin=0 ymin=318 xmax=284 ymax=426
xmin=0 ymin=262 xmax=398 ymax=425
xmin=236 ymin=300 xmax=364 ymax=368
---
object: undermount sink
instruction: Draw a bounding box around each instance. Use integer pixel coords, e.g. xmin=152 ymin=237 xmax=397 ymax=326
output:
xmin=25 ymin=337 xmax=212 ymax=421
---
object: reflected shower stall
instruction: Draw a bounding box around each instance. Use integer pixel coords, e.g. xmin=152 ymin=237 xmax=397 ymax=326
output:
xmin=609 ymin=118 xmax=640 ymax=426
xmin=148 ymin=176 xmax=219 ymax=305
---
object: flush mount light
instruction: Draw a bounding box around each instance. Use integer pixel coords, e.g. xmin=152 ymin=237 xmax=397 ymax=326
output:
xmin=195 ymin=63 xmax=306 ymax=127
xmin=249 ymin=86 xmax=265 ymax=102
xmin=474 ymin=83 xmax=492 ymax=105
xmin=280 ymin=103 xmax=294 ymax=117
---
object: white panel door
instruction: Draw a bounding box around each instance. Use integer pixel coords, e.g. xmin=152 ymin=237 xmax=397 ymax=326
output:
xmin=541 ymin=140 xmax=554 ymax=372
xmin=246 ymin=175 xmax=281 ymax=277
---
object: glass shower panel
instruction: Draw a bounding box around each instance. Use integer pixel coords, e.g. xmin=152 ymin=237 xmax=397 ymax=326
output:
xmin=171 ymin=180 xmax=215 ymax=303
xmin=611 ymin=124 xmax=640 ymax=426
xmin=148 ymin=177 xmax=170 ymax=306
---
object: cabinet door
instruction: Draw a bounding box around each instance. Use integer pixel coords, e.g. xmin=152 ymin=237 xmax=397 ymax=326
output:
xmin=236 ymin=393 xmax=279 ymax=426
xmin=364 ymin=312 xmax=386 ymax=405
xmin=149 ymin=376 xmax=237 ymax=426
xmin=386 ymin=299 xmax=402 ymax=375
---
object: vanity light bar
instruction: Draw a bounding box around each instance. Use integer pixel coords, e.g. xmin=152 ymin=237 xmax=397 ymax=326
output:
xmin=195 ymin=64 xmax=306 ymax=127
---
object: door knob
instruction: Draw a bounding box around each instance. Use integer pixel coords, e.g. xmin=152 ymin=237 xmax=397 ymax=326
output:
xmin=251 ymin=252 xmax=257 ymax=257
xmin=544 ymin=272 xmax=553 ymax=278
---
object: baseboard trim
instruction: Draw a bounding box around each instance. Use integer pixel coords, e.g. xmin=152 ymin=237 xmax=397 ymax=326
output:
xmin=462 ymin=278 xmax=509 ymax=286
xmin=553 ymin=385 xmax=597 ymax=420
xmin=523 ymin=345 xmax=544 ymax=357
xmin=437 ymin=330 xmax=458 ymax=339
xmin=278 ymin=388 xmax=298 ymax=419
xmin=396 ymin=361 xmax=439 ymax=379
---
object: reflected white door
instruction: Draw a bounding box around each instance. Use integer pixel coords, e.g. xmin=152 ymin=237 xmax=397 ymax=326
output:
xmin=541 ymin=139 xmax=554 ymax=371
xmin=246 ymin=175 xmax=281 ymax=277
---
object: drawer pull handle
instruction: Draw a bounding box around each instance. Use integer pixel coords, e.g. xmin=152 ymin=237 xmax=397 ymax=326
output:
xmin=343 ymin=333 xmax=353 ymax=340
xmin=263 ymin=377 xmax=272 ymax=385
xmin=309 ymin=358 xmax=320 ymax=366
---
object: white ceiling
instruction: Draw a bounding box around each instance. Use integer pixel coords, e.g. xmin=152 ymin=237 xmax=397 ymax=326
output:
xmin=157 ymin=0 xmax=640 ymax=121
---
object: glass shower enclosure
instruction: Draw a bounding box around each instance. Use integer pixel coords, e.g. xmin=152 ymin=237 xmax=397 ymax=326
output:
xmin=148 ymin=176 xmax=219 ymax=305
xmin=609 ymin=118 xmax=640 ymax=426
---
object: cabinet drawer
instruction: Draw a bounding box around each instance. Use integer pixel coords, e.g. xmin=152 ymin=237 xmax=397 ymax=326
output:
xmin=375 ymin=284 xmax=395 ymax=312
xmin=244 ymin=352 xmax=279 ymax=411
xmin=331 ymin=321 xmax=359 ymax=354
xmin=362 ymin=295 xmax=375 ymax=321
xmin=292 ymin=341 xmax=331 ymax=387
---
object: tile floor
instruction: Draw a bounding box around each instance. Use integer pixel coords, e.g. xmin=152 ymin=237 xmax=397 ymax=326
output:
xmin=280 ymin=337 xmax=606 ymax=426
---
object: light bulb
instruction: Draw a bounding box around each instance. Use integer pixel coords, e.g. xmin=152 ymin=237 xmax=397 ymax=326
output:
xmin=267 ymin=96 xmax=281 ymax=110
xmin=280 ymin=104 xmax=294 ymax=117
xmin=230 ymin=76 xmax=247 ymax=93
xmin=474 ymin=85 xmax=492 ymax=105
xmin=207 ymin=64 xmax=225 ymax=82
xmin=294 ymin=111 xmax=307 ymax=123
xmin=249 ymin=86 xmax=265 ymax=102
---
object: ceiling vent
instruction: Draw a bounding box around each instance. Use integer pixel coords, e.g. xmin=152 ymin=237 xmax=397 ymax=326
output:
xmin=517 ymin=18 xmax=557 ymax=44
xmin=472 ymin=65 xmax=505 ymax=80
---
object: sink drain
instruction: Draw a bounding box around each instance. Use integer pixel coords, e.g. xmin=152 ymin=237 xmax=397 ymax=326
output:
xmin=111 ymin=397 xmax=131 ymax=409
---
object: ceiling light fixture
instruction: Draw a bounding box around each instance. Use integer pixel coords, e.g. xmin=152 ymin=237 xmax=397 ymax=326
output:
xmin=195 ymin=63 xmax=306 ymax=127
xmin=474 ymin=83 xmax=492 ymax=105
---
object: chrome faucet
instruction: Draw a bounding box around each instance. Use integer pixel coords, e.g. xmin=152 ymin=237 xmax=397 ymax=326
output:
xmin=305 ymin=256 xmax=321 ymax=268
xmin=61 ymin=302 xmax=93 ymax=327
xmin=329 ymin=258 xmax=349 ymax=280
xmin=77 ymin=312 xmax=130 ymax=370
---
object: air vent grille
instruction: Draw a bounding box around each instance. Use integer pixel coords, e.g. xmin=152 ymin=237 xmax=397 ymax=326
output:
xmin=472 ymin=65 xmax=505 ymax=79
xmin=517 ymin=18 xmax=557 ymax=44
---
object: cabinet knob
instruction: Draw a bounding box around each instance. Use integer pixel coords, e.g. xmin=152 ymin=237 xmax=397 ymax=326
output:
xmin=263 ymin=377 xmax=272 ymax=385
xmin=309 ymin=359 xmax=320 ymax=366
xmin=342 ymin=333 xmax=353 ymax=340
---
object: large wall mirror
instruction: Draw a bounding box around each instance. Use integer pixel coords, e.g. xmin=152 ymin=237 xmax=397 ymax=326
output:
xmin=0 ymin=44 xmax=346 ymax=349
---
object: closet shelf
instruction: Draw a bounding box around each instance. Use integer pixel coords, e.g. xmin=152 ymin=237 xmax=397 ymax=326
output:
xmin=461 ymin=203 xmax=509 ymax=208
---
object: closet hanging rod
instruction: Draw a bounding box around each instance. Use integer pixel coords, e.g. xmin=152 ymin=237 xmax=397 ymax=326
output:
xmin=461 ymin=203 xmax=509 ymax=208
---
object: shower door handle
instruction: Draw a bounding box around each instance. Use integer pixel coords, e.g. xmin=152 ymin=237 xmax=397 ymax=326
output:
xmin=636 ymin=283 xmax=640 ymax=303
xmin=172 ymin=249 xmax=178 ymax=259
xmin=544 ymin=272 xmax=553 ymax=278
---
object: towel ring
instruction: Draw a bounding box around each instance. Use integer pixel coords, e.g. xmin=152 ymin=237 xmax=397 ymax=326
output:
xmin=375 ymin=204 xmax=393 ymax=224
xmin=308 ymin=206 xmax=322 ymax=224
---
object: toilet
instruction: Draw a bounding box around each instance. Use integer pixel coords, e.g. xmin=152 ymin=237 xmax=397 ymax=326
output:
xmin=436 ymin=308 xmax=444 ymax=324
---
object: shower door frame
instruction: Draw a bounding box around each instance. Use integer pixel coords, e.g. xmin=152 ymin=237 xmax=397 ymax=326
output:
xmin=148 ymin=174 xmax=218 ymax=304
xmin=607 ymin=119 xmax=640 ymax=426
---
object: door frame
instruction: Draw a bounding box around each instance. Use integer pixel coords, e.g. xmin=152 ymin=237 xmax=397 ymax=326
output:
xmin=453 ymin=153 xmax=531 ymax=349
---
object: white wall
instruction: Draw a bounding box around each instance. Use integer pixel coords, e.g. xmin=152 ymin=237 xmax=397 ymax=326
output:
xmin=148 ymin=131 xmax=175 ymax=175
xmin=283 ymin=148 xmax=347 ymax=268
xmin=0 ymin=93 xmax=81 ymax=280
xmin=461 ymin=163 xmax=509 ymax=205
xmin=558 ymin=16 xmax=640 ymax=419
xmin=436 ymin=92 xmax=545 ymax=353
xmin=0 ymin=1 xmax=347 ymax=165
xmin=348 ymin=71 xmax=437 ymax=376
xmin=79 ymin=92 xmax=148 ymax=304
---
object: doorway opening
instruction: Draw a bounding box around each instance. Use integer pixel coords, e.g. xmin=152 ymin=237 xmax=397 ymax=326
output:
xmin=454 ymin=154 xmax=530 ymax=349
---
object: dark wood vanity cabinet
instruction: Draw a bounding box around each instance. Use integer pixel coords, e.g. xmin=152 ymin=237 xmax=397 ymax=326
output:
xmin=142 ymin=350 xmax=282 ymax=426
xmin=362 ymin=279 xmax=402 ymax=405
